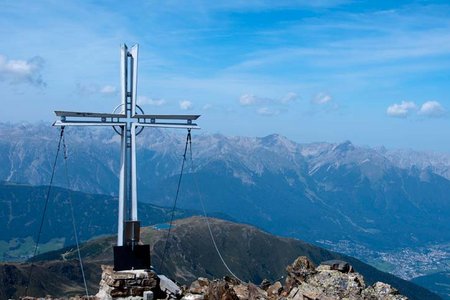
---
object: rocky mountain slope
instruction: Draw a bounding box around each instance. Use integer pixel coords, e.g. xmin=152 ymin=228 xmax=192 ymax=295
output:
xmin=0 ymin=217 xmax=439 ymax=299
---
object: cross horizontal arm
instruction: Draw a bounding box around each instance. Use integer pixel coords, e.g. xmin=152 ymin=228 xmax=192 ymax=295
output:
xmin=135 ymin=122 xmax=200 ymax=129
xmin=55 ymin=111 xmax=126 ymax=118
xmin=133 ymin=114 xmax=200 ymax=120
xmin=54 ymin=110 xmax=127 ymax=127
xmin=133 ymin=114 xmax=201 ymax=128
xmin=53 ymin=120 xmax=127 ymax=127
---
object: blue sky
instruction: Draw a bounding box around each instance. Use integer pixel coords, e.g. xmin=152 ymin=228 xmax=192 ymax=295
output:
xmin=1 ymin=0 xmax=450 ymax=152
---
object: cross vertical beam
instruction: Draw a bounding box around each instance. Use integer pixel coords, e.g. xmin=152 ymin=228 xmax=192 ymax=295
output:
xmin=118 ymin=44 xmax=140 ymax=246
xmin=131 ymin=124 xmax=138 ymax=221
xmin=54 ymin=44 xmax=200 ymax=271
xmin=118 ymin=126 xmax=126 ymax=246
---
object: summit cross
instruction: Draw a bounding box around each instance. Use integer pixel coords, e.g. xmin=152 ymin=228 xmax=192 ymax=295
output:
xmin=54 ymin=44 xmax=200 ymax=270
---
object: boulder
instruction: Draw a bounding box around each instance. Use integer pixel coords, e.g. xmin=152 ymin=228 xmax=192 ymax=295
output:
xmin=182 ymin=294 xmax=205 ymax=300
xmin=259 ymin=279 xmax=271 ymax=291
xmin=205 ymin=280 xmax=239 ymax=300
xmin=266 ymin=281 xmax=282 ymax=298
xmin=190 ymin=277 xmax=211 ymax=294
xmin=285 ymin=256 xmax=316 ymax=291
xmin=247 ymin=283 xmax=267 ymax=300
xmin=320 ymin=260 xmax=354 ymax=273
xmin=361 ymin=282 xmax=408 ymax=300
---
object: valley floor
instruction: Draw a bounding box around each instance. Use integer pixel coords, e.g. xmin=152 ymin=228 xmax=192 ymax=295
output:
xmin=317 ymin=240 xmax=450 ymax=280
xmin=317 ymin=240 xmax=450 ymax=299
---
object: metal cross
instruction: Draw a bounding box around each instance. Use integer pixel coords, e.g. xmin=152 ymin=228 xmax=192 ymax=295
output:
xmin=54 ymin=44 xmax=200 ymax=248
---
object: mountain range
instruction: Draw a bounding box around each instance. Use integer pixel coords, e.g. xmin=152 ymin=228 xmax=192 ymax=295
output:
xmin=2 ymin=122 xmax=450 ymax=249
xmin=1 ymin=122 xmax=450 ymax=297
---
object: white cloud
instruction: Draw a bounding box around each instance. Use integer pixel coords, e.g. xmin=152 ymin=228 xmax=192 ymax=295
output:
xmin=137 ymin=96 xmax=166 ymax=106
xmin=100 ymin=85 xmax=117 ymax=95
xmin=312 ymin=92 xmax=332 ymax=105
xmin=418 ymin=101 xmax=446 ymax=118
xmin=386 ymin=101 xmax=417 ymax=118
xmin=387 ymin=100 xmax=446 ymax=119
xmin=280 ymin=92 xmax=298 ymax=104
xmin=239 ymin=94 xmax=257 ymax=106
xmin=239 ymin=92 xmax=298 ymax=116
xmin=202 ymin=104 xmax=212 ymax=110
xmin=0 ymin=55 xmax=46 ymax=87
xmin=240 ymin=92 xmax=298 ymax=107
xmin=257 ymin=107 xmax=280 ymax=116
xmin=180 ymin=100 xmax=193 ymax=110
xmin=76 ymin=83 xmax=120 ymax=97
xmin=76 ymin=82 xmax=98 ymax=96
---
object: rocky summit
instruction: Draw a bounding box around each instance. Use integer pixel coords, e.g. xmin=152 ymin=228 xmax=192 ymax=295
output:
xmin=182 ymin=256 xmax=407 ymax=300
xmin=20 ymin=256 xmax=408 ymax=300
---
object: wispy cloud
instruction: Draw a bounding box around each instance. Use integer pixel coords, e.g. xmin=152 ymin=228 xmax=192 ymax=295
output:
xmin=180 ymin=100 xmax=193 ymax=110
xmin=239 ymin=92 xmax=298 ymax=107
xmin=239 ymin=92 xmax=298 ymax=116
xmin=138 ymin=96 xmax=166 ymax=106
xmin=202 ymin=104 xmax=213 ymax=111
xmin=312 ymin=92 xmax=332 ymax=105
xmin=100 ymin=85 xmax=117 ymax=95
xmin=146 ymin=0 xmax=350 ymax=15
xmin=0 ymin=55 xmax=46 ymax=87
xmin=76 ymin=83 xmax=117 ymax=97
xmin=280 ymin=92 xmax=299 ymax=104
xmin=308 ymin=92 xmax=340 ymax=114
xmin=223 ymin=5 xmax=450 ymax=88
xmin=257 ymin=106 xmax=280 ymax=116
xmin=239 ymin=94 xmax=258 ymax=106
xmin=76 ymin=83 xmax=98 ymax=96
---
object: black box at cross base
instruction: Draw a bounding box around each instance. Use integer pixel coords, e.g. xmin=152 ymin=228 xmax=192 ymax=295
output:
xmin=113 ymin=244 xmax=151 ymax=271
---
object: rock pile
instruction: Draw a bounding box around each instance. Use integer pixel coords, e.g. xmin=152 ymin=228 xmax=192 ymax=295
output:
xmin=19 ymin=257 xmax=408 ymax=299
xmin=181 ymin=256 xmax=408 ymax=300
xmin=20 ymin=297 xmax=96 ymax=300
xmin=96 ymin=265 xmax=163 ymax=300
